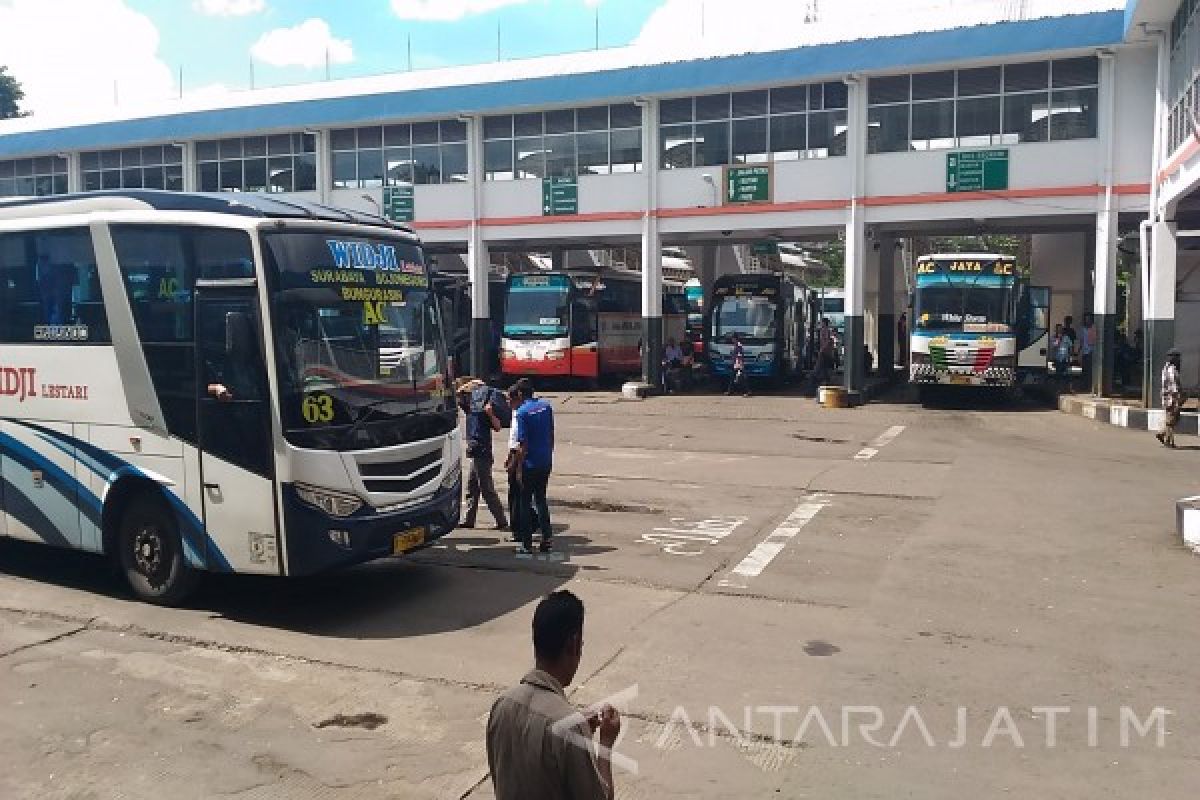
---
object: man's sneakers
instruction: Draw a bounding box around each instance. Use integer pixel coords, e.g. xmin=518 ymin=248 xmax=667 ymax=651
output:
xmin=1156 ymin=432 xmax=1167 ymax=446
xmin=514 ymin=543 xmax=534 ymax=556
xmin=539 ymin=540 xmax=553 ymax=554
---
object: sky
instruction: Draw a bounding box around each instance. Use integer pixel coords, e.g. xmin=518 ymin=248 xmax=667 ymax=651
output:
xmin=0 ymin=0 xmax=1125 ymax=118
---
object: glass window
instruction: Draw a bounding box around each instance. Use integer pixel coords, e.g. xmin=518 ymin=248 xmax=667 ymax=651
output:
xmin=268 ymin=157 xmax=293 ymax=193
xmin=694 ymin=121 xmax=730 ymax=166
xmin=143 ymin=167 xmax=165 ymax=190
xmin=661 ymin=124 xmax=695 ymax=168
xmin=912 ymin=71 xmax=955 ymax=101
xmin=484 ymin=115 xmax=512 ymax=140
xmin=1049 ymin=88 xmax=1098 ymax=140
xmin=356 ymin=127 xmax=382 ymax=149
xmin=142 ymin=146 xmax=163 ymax=166
xmin=412 ymin=121 xmax=440 ymax=145
xmin=660 ymin=98 xmax=693 ymax=124
xmin=268 ymin=134 xmax=293 ymax=155
xmin=770 ymin=114 xmax=805 ymax=160
xmin=243 ymin=158 xmax=267 ymax=192
xmin=384 ymin=124 xmax=411 ymax=147
xmin=513 ymin=113 xmax=543 ymax=137
xmin=440 ymin=119 xmax=467 ymax=142
xmin=412 ymin=144 xmax=442 ymax=184
xmin=1003 ymin=92 xmax=1050 ymax=143
xmin=610 ymin=128 xmax=642 ymax=173
xmin=577 ymin=131 xmax=609 ymax=175
xmin=545 ymin=109 xmax=574 ymax=134
xmin=610 ymin=103 xmax=641 ymax=128
xmin=1004 ymin=61 xmax=1049 ymax=92
xmin=1052 ymin=57 xmax=1098 ymax=88
xmin=733 ymin=90 xmax=768 ymax=118
xmin=484 ymin=139 xmax=513 ymax=180
xmin=441 ymin=142 xmax=468 ymax=182
xmin=821 ymin=81 xmax=848 ymax=109
xmin=219 ymin=161 xmax=242 ymax=192
xmin=332 ymin=151 xmax=357 ymax=189
xmin=956 ymin=95 xmax=1002 ymax=146
xmin=695 ymin=93 xmax=730 ymax=121
xmin=198 ymin=161 xmax=219 ymax=192
xmin=910 ymin=100 xmax=955 ymax=150
xmin=771 ymin=86 xmax=807 ymax=114
xmin=958 ymin=66 xmax=1002 ymax=96
xmin=244 ymin=136 xmax=268 ymax=157
xmin=868 ymin=104 xmax=910 ymax=153
xmin=331 ymin=128 xmax=357 ymax=150
xmin=0 ymin=228 xmax=109 ymax=344
xmin=386 ymin=148 xmax=414 ymax=186
xmin=514 ymin=137 xmax=545 ymax=179
xmin=808 ymin=110 xmax=846 ymax=157
xmin=293 ymin=154 xmax=317 ymax=191
xmin=544 ymin=134 xmax=576 ymax=178
xmin=81 ymin=152 xmax=100 ymax=171
xmin=219 ymin=138 xmax=243 ymax=159
xmin=577 ymin=106 xmax=608 ymax=131
xmin=120 ymin=148 xmax=142 ymax=167
xmin=165 ymin=145 xmax=183 ymax=165
xmin=196 ymin=141 xmax=218 ymax=161
xmin=869 ymin=75 xmax=909 ymax=105
xmin=357 ymin=149 xmax=384 ymax=188
xmin=732 ymin=117 xmax=768 ymax=163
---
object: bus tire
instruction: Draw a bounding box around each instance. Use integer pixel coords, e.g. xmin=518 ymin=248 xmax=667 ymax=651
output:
xmin=118 ymin=494 xmax=198 ymax=606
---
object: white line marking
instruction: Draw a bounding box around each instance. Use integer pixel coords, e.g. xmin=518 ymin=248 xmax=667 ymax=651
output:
xmin=718 ymin=495 xmax=831 ymax=587
xmin=853 ymin=425 xmax=906 ymax=460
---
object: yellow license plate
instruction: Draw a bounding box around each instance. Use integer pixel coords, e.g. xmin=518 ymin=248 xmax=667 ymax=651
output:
xmin=949 ymin=374 xmax=973 ymax=385
xmin=392 ymin=527 xmax=426 ymax=554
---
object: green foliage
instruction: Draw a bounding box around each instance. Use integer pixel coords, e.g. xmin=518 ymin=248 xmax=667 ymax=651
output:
xmin=0 ymin=66 xmax=29 ymax=119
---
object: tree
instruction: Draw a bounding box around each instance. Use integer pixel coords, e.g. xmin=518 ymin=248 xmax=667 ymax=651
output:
xmin=0 ymin=66 xmax=29 ymax=119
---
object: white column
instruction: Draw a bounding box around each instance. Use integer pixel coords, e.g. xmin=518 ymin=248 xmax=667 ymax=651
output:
xmin=1147 ymin=220 xmax=1177 ymax=407
xmin=843 ymin=75 xmax=867 ymax=390
xmin=638 ymin=97 xmax=663 ymax=386
xmin=465 ymin=115 xmax=492 ymax=378
xmin=312 ymin=129 xmax=331 ymax=205
xmin=1093 ymin=49 xmax=1118 ymax=395
xmin=180 ymin=142 xmax=197 ymax=192
xmin=65 ymin=152 xmax=81 ymax=194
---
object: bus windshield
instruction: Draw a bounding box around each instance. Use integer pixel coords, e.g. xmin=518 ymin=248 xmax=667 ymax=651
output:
xmin=264 ymin=231 xmax=452 ymax=450
xmin=915 ymin=282 xmax=1014 ymax=332
xmin=504 ymin=275 xmax=571 ymax=337
xmin=712 ymin=295 xmax=778 ymax=342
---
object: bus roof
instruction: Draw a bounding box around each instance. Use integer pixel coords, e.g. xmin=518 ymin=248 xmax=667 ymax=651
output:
xmin=0 ymin=189 xmax=414 ymax=233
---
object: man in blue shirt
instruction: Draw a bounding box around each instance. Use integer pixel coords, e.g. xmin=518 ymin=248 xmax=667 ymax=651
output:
xmin=512 ymin=378 xmax=555 ymax=554
xmin=456 ymin=378 xmax=508 ymax=531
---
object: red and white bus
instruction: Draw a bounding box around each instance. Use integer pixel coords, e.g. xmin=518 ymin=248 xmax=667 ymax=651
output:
xmin=499 ymin=270 xmax=686 ymax=381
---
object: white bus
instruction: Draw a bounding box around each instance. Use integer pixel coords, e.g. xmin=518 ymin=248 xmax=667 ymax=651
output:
xmin=0 ymin=191 xmax=461 ymax=604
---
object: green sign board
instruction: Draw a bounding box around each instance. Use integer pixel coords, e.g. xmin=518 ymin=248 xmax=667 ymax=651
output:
xmin=542 ymin=177 xmax=578 ymax=216
xmin=726 ymin=165 xmax=771 ymax=204
xmin=751 ymin=241 xmax=778 ymax=256
xmin=946 ymin=149 xmax=1009 ymax=193
xmin=383 ymin=185 xmax=414 ymax=222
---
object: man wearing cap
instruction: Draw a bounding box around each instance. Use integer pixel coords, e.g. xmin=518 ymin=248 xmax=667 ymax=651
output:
xmin=1156 ymin=348 xmax=1184 ymax=448
xmin=456 ymin=377 xmax=508 ymax=530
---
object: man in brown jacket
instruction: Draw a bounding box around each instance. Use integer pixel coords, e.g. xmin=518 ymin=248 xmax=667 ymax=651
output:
xmin=486 ymin=590 xmax=621 ymax=800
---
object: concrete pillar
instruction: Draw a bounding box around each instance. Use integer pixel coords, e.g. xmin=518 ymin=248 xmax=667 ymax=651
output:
xmin=1092 ymin=49 xmax=1118 ymax=397
xmin=876 ymin=236 xmax=896 ymax=377
xmin=64 ymin=152 xmax=81 ymax=194
xmin=842 ymin=75 xmax=867 ymax=392
xmin=863 ymin=236 xmax=881 ymax=375
xmin=1145 ymin=220 xmax=1176 ymax=407
xmin=639 ymin=98 xmax=663 ymax=388
xmin=551 ymin=248 xmax=565 ymax=270
xmin=180 ymin=142 xmax=197 ymax=193
xmin=313 ymin=130 xmax=331 ymax=205
xmin=464 ymin=116 xmax=492 ymax=378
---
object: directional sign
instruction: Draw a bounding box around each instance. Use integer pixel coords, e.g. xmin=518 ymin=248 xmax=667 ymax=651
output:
xmin=946 ymin=149 xmax=1009 ymax=193
xmin=725 ymin=164 xmax=771 ymax=204
xmin=383 ymin=185 xmax=414 ymax=222
xmin=751 ymin=241 xmax=778 ymax=256
xmin=542 ymin=177 xmax=578 ymax=216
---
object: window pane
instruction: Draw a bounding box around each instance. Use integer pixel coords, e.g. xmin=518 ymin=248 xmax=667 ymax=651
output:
xmin=332 ymin=151 xmax=357 ymax=188
xmin=1004 ymin=61 xmax=1048 ymax=92
xmin=34 ymin=175 xmax=55 ymax=196
xmin=483 ymin=116 xmax=512 ymax=141
xmin=244 ymin=136 xmax=267 ymax=157
xmin=412 ymin=121 xmax=439 ymax=144
xmin=268 ymin=157 xmax=293 ymax=193
xmin=484 ymin=139 xmax=513 ymax=180
xmin=386 ymin=147 xmax=414 ymax=185
xmin=770 ymin=113 xmax=805 ymax=160
xmin=16 ymin=176 xmax=36 ymax=194
xmin=869 ymin=75 xmax=909 ymax=105
xmin=412 ymin=144 xmax=441 ymax=184
xmin=84 ymin=171 xmax=102 ymax=191
xmin=52 ymin=174 xmax=67 ymax=195
xmin=1052 ymin=57 xmax=1098 ymax=88
xmin=771 ymin=85 xmax=807 ymax=114
xmin=219 ymin=138 xmax=243 ymax=159
xmin=868 ymin=104 xmax=910 ymax=153
xmin=513 ymin=113 xmax=543 ymax=137
xmin=912 ymin=71 xmax=955 ymax=101
xmin=577 ymin=131 xmax=608 ymax=175
xmin=958 ymin=66 xmax=1001 ymax=96
xmin=196 ymin=141 xmax=218 ymax=161
xmin=822 ymin=81 xmax=848 ymax=109
xmin=545 ymin=109 xmax=574 ymax=134
xmin=733 ymin=90 xmax=768 ymax=118
xmin=694 ymin=120 xmax=730 ymax=166
xmin=1003 ymin=92 xmax=1050 ymax=142
xmin=956 ymin=95 xmax=1002 ymax=145
xmin=331 ymin=128 xmax=356 ymax=150
xmin=544 ymin=134 xmax=576 ymax=178
xmin=660 ymin=97 xmax=693 ymax=124
xmin=609 ymin=103 xmax=641 ymax=128
xmin=293 ymin=154 xmax=316 ymax=191
xmin=441 ymin=142 xmax=468 ymax=182
xmin=122 ymin=168 xmax=143 ymax=188
xmin=660 ymin=124 xmax=695 ymax=168
xmin=164 ymin=145 xmax=183 ymax=165
xmin=120 ymin=148 xmax=142 ymax=167
xmin=1049 ymin=87 xmax=1098 ymax=140
xmin=440 ymin=119 xmax=467 ymax=142
xmin=577 ymin=106 xmax=608 ymax=131
xmin=350 ymin=127 xmax=378 ymax=149
xmin=219 ymin=160 xmax=242 ymax=191
xmin=910 ymin=99 xmax=955 ymax=150
xmin=732 ymin=117 xmax=768 ymax=163
xmin=81 ymin=152 xmax=100 ymax=171
xmin=143 ymin=166 xmax=165 ymax=190
xmin=514 ymin=137 xmax=545 ymax=179
xmin=1 ymin=229 xmax=109 ymax=344
xmin=299 ymin=133 xmax=316 ymax=153
xmin=198 ymin=161 xmax=219 ymax=192
xmin=101 ymin=150 xmax=121 ymax=169
xmin=165 ymin=165 xmax=184 ymax=191
xmin=357 ymin=149 xmax=383 ymax=187
xmin=142 ymin=146 xmax=163 ymax=166
xmin=244 ymin=157 xmax=268 ymax=192
xmin=268 ymin=134 xmax=293 ymax=155
xmin=610 ymin=128 xmax=641 ymax=172
xmin=695 ymin=93 xmax=730 ymax=121
xmin=384 ymin=124 xmax=411 ymax=146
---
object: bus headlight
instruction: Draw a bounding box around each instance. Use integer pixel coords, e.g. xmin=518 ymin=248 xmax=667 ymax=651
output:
xmin=440 ymin=462 xmax=462 ymax=491
xmin=500 ymin=349 xmax=516 ymax=360
xmin=296 ymin=485 xmax=363 ymax=517
xmin=545 ymin=349 xmax=567 ymax=360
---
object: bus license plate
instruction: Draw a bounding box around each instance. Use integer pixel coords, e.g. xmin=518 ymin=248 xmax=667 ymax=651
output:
xmin=393 ymin=527 xmax=426 ymax=554
xmin=949 ymin=374 xmax=973 ymax=385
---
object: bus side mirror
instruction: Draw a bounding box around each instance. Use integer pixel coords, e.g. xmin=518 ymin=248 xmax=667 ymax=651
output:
xmin=225 ymin=311 xmax=253 ymax=355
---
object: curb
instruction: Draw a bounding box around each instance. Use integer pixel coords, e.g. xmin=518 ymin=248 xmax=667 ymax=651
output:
xmin=1057 ymin=395 xmax=1200 ymax=436
xmin=1177 ymin=496 xmax=1200 ymax=555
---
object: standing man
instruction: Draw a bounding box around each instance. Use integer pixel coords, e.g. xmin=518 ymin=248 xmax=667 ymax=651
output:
xmin=896 ymin=312 xmax=908 ymax=368
xmin=513 ymin=378 xmax=555 ymax=554
xmin=1079 ymin=312 xmax=1095 ymax=392
xmin=809 ymin=318 xmax=835 ymax=393
xmin=456 ymin=377 xmax=509 ymax=531
xmin=726 ymin=333 xmax=749 ymax=397
xmin=503 ymin=384 xmax=528 ymax=542
xmin=1156 ymin=348 xmax=1183 ymax=448
xmin=486 ymin=590 xmax=621 ymax=800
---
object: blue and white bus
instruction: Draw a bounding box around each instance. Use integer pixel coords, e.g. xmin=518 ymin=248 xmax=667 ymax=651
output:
xmin=0 ymin=191 xmax=460 ymax=603
xmin=706 ymin=273 xmax=809 ymax=385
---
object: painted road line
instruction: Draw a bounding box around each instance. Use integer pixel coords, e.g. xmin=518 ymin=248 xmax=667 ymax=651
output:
xmin=853 ymin=425 xmax=906 ymax=461
xmin=718 ymin=494 xmax=831 ymax=588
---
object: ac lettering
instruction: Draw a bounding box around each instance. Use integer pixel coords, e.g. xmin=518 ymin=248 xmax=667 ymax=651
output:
xmin=363 ymin=300 xmax=388 ymax=325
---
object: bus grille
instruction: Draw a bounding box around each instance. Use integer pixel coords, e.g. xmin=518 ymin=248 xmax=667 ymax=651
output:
xmin=356 ymin=448 xmax=443 ymax=494
xmin=929 ymin=343 xmax=995 ymax=372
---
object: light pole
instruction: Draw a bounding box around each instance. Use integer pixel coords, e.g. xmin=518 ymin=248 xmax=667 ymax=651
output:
xmin=361 ymin=193 xmax=381 ymax=216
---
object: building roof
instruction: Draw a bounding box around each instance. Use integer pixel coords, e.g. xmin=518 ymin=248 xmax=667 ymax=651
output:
xmin=0 ymin=10 xmax=1125 ymax=160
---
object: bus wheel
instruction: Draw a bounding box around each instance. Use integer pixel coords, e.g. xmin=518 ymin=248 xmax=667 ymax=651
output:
xmin=118 ymin=494 xmax=198 ymax=606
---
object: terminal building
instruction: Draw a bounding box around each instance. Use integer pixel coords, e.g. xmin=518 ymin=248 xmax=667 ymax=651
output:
xmin=0 ymin=1 xmax=1196 ymax=401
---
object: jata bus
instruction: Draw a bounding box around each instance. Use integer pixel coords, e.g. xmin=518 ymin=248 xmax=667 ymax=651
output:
xmin=909 ymin=253 xmax=1049 ymax=397
xmin=499 ymin=269 xmax=686 ymax=382
xmin=0 ymin=191 xmax=460 ymax=604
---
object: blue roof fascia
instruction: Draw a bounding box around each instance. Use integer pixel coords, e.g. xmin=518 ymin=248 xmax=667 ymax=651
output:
xmin=0 ymin=10 xmax=1125 ymax=159
xmin=1125 ymin=0 xmax=1140 ymax=36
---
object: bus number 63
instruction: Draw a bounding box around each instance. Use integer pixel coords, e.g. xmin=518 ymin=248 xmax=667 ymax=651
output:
xmin=302 ymin=393 xmax=335 ymax=424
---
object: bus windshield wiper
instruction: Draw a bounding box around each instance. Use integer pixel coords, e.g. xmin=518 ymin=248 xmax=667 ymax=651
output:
xmin=341 ymin=397 xmax=408 ymax=444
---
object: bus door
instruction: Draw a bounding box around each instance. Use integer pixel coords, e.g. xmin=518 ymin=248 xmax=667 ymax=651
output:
xmin=194 ymin=285 xmax=280 ymax=574
xmin=570 ymin=297 xmax=599 ymax=377
xmin=1016 ymin=284 xmax=1051 ymax=376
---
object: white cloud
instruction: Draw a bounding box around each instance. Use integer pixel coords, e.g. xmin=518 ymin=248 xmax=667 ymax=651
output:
xmin=0 ymin=0 xmax=175 ymax=117
xmin=193 ymin=0 xmax=266 ymax=16
xmin=634 ymin=0 xmax=1123 ymax=57
xmin=250 ymin=18 xmax=354 ymax=69
xmin=583 ymin=0 xmax=603 ymax=6
xmin=390 ymin=0 xmax=530 ymax=22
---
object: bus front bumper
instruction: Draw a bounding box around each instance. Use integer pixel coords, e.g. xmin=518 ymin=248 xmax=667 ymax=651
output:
xmin=282 ymin=478 xmax=461 ymax=576
xmin=910 ymin=365 xmax=1015 ymax=386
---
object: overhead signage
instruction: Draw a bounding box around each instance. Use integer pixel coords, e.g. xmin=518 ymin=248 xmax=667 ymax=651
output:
xmin=542 ymin=177 xmax=578 ymax=216
xmin=383 ymin=185 xmax=415 ymax=222
xmin=725 ymin=165 xmax=771 ymax=204
xmin=946 ymin=149 xmax=1009 ymax=193
xmin=916 ymin=257 xmax=1016 ymax=277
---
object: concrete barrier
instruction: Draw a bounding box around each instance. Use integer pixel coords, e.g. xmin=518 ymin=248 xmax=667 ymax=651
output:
xmin=1177 ymin=496 xmax=1200 ymax=555
xmin=1058 ymin=395 xmax=1199 ymax=436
